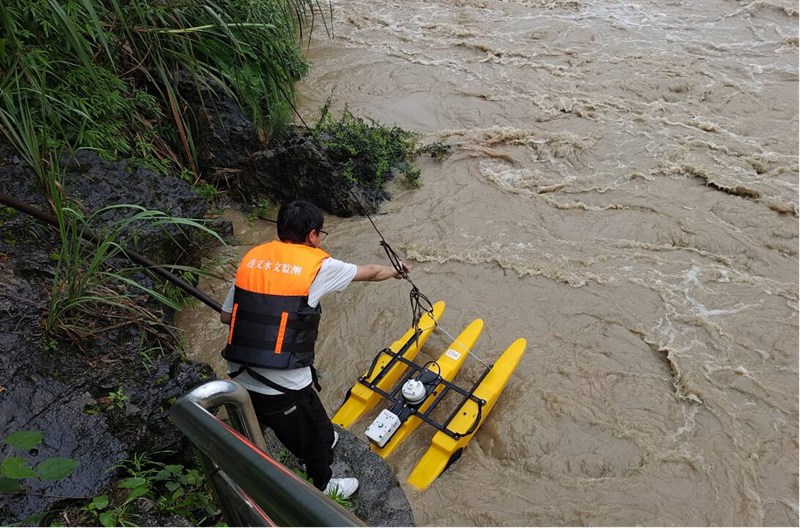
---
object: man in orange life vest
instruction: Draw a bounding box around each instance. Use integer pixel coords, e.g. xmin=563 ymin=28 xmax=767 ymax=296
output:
xmin=220 ymin=200 xmax=408 ymax=499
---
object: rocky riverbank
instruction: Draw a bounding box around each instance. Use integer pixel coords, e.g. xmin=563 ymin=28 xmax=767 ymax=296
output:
xmin=0 ymin=131 xmax=416 ymax=525
xmin=0 ymin=149 xmax=221 ymax=524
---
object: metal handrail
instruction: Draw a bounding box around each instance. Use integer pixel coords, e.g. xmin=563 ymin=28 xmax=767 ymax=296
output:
xmin=169 ymin=380 xmax=364 ymax=527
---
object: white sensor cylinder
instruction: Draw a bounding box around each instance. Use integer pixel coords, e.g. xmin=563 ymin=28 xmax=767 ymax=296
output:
xmin=401 ymin=379 xmax=426 ymax=404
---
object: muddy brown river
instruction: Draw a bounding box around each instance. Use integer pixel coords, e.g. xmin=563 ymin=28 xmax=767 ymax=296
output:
xmin=176 ymin=0 xmax=798 ymax=525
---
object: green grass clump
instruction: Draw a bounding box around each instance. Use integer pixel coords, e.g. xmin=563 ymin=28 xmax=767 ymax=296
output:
xmin=46 ymin=202 xmax=223 ymax=347
xmin=79 ymin=451 xmax=219 ymax=526
xmin=417 ymin=140 xmax=453 ymax=161
xmin=312 ymin=102 xmax=422 ymax=189
xmin=325 ymin=486 xmax=356 ymax=510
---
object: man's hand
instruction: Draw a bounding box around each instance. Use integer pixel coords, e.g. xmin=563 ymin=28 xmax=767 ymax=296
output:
xmin=395 ymin=260 xmax=411 ymax=279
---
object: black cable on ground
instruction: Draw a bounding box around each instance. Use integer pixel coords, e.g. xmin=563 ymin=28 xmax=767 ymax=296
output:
xmin=0 ymin=192 xmax=223 ymax=313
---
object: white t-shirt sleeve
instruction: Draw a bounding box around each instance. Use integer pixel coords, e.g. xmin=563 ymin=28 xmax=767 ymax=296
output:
xmin=222 ymin=284 xmax=235 ymax=312
xmin=308 ymin=257 xmax=357 ymax=308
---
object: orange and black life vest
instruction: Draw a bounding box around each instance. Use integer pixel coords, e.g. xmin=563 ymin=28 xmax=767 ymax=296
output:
xmin=222 ymin=240 xmax=329 ymax=370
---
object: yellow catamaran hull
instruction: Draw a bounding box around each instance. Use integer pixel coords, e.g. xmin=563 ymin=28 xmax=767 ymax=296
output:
xmin=406 ymin=337 xmax=527 ymax=490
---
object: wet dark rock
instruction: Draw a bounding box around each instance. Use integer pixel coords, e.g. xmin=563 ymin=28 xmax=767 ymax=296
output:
xmin=0 ymin=253 xmax=127 ymax=522
xmin=332 ymin=428 xmax=416 ymax=526
xmin=237 ymin=129 xmax=385 ymax=217
xmin=0 ymin=379 xmax=128 ymax=520
xmin=177 ymin=76 xmax=260 ymax=180
xmin=0 ymin=150 xmax=231 ymax=267
xmin=0 ymin=155 xmax=220 ymax=525
xmin=62 ymin=151 xmax=207 ymax=219
xmin=60 ymin=150 xmax=214 ymax=266
xmin=263 ymin=426 xmax=416 ymax=526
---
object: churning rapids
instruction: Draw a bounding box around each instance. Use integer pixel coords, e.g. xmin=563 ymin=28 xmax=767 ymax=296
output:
xmin=176 ymin=0 xmax=798 ymax=525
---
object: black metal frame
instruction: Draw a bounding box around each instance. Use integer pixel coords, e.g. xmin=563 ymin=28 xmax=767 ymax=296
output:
xmin=357 ymin=332 xmax=490 ymax=440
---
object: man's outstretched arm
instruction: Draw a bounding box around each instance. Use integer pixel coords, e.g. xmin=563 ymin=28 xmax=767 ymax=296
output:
xmin=353 ymin=263 xmax=410 ymax=282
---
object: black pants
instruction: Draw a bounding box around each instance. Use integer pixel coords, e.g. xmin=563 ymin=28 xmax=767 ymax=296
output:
xmin=248 ymin=386 xmax=335 ymax=491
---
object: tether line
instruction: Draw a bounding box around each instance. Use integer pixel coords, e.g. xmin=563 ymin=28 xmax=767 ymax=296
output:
xmin=274 ymin=84 xmax=488 ymax=365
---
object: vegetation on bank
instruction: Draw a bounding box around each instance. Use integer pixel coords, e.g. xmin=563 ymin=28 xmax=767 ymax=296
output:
xmin=312 ymin=101 xmax=423 ymax=189
xmin=0 ymin=0 xmax=316 ymax=178
xmin=1 ymin=0 xmax=323 ymax=344
xmin=45 ymin=203 xmax=223 ymax=347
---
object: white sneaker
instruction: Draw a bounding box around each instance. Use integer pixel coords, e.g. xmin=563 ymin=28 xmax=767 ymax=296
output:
xmin=323 ymin=477 xmax=359 ymax=499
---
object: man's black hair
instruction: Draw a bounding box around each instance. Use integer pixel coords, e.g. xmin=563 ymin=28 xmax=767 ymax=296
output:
xmin=277 ymin=200 xmax=324 ymax=243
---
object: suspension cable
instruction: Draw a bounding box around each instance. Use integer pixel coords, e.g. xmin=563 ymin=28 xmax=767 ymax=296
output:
xmin=274 ymin=84 xmax=488 ymax=365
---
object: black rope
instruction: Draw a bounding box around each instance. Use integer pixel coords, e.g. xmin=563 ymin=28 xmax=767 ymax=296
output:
xmin=273 ymin=83 xmax=436 ymax=332
xmin=385 ymin=236 xmax=434 ymax=333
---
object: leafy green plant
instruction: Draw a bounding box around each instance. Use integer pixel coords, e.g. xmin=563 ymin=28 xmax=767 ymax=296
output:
xmin=178 ymin=171 xmax=220 ymax=202
xmin=0 ymin=207 xmax=18 ymax=223
xmin=83 ymin=494 xmax=126 ymax=527
xmin=403 ymin=164 xmax=423 ymax=188
xmin=248 ymin=199 xmax=275 ymax=221
xmin=193 ymin=182 xmax=219 ymax=201
xmin=417 ymin=140 xmax=453 ymax=161
xmin=0 ymin=430 xmax=79 ymax=494
xmin=79 ymin=451 xmax=218 ymax=526
xmin=157 ymin=266 xmax=200 ymax=308
xmin=86 ymin=387 xmax=129 ymax=414
xmin=311 ymin=102 xmax=422 ymax=189
xmin=0 ymin=0 xmax=327 ymax=179
xmin=107 ymin=388 xmax=129 ymax=410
